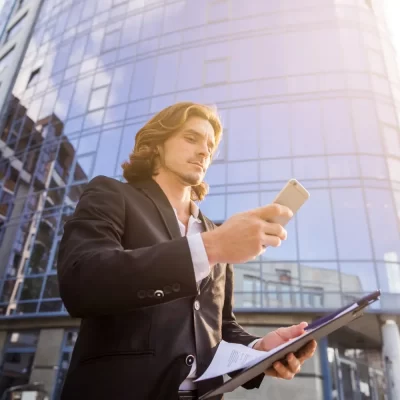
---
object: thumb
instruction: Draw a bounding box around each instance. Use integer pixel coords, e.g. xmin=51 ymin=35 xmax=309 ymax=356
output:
xmin=276 ymin=322 xmax=308 ymax=341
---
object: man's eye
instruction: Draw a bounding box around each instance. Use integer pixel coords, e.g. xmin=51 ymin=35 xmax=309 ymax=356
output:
xmin=186 ymin=137 xmax=196 ymax=143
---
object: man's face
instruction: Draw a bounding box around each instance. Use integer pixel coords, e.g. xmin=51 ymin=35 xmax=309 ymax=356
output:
xmin=157 ymin=116 xmax=216 ymax=186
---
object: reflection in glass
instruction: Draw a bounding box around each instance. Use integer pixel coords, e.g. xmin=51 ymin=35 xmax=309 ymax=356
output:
xmin=331 ymin=188 xmax=373 ymax=260
xmin=91 ymin=128 xmax=122 ymax=177
xmin=300 ymin=262 xmax=341 ymax=309
xmin=199 ymin=195 xmax=225 ymax=222
xmin=365 ymin=189 xmax=400 ymax=261
xmin=376 ymin=261 xmax=400 ymax=294
xmin=291 ymin=101 xmax=324 ymax=156
xmin=340 ymin=263 xmax=377 ymax=293
xmin=228 ymin=107 xmax=258 ymax=160
xmin=20 ymin=277 xmax=43 ymax=300
xmin=297 ymin=190 xmax=336 ymax=260
xmin=42 ymin=275 xmax=59 ymax=299
xmin=226 ymin=192 xmax=259 ymax=217
xmin=39 ymin=300 xmax=63 ymax=313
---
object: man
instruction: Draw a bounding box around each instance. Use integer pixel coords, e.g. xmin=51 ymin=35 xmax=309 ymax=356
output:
xmin=57 ymin=102 xmax=317 ymax=400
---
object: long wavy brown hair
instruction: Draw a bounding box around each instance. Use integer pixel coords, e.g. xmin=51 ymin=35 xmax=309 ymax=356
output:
xmin=121 ymin=102 xmax=223 ymax=201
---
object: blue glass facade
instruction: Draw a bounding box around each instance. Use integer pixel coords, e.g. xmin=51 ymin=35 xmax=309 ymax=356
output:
xmin=0 ymin=0 xmax=399 ymax=317
xmin=0 ymin=0 xmax=397 ymax=398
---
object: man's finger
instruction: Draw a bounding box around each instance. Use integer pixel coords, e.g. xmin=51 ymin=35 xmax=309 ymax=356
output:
xmin=286 ymin=353 xmax=301 ymax=374
xmin=272 ymin=361 xmax=295 ymax=380
xmin=275 ymin=322 xmax=308 ymax=341
xmin=297 ymin=340 xmax=318 ymax=362
xmin=251 ymin=203 xmax=293 ymax=221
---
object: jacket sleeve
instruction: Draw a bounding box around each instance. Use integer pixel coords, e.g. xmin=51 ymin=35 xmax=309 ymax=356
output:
xmin=57 ymin=175 xmax=198 ymax=318
xmin=222 ymin=263 xmax=265 ymax=390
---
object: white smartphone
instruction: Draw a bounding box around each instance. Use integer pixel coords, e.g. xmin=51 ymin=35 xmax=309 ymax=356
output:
xmin=270 ymin=179 xmax=310 ymax=226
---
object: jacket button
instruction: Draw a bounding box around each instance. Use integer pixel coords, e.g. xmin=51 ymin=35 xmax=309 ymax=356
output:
xmin=154 ymin=290 xmax=164 ymax=298
xmin=172 ymin=283 xmax=180 ymax=292
xmin=137 ymin=290 xmax=146 ymax=299
xmin=147 ymin=289 xmax=155 ymax=298
xmin=194 ymin=300 xmax=200 ymax=311
xmin=185 ymin=355 xmax=195 ymax=366
xmin=163 ymin=285 xmax=172 ymax=294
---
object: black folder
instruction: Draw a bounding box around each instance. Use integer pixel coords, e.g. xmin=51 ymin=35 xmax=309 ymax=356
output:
xmin=200 ymin=289 xmax=381 ymax=399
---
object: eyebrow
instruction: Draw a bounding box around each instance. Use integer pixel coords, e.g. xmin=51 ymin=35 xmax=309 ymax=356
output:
xmin=184 ymin=129 xmax=215 ymax=146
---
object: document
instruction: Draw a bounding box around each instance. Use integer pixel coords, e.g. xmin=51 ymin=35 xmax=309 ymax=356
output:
xmin=194 ymin=340 xmax=267 ymax=382
xmin=195 ymin=302 xmax=359 ymax=382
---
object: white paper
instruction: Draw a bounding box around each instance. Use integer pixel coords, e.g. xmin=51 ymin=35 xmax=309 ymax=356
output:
xmin=194 ymin=340 xmax=268 ymax=382
xmin=195 ymin=303 xmax=359 ymax=382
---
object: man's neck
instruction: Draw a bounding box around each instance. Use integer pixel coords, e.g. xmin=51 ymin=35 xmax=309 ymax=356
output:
xmin=152 ymin=173 xmax=192 ymax=219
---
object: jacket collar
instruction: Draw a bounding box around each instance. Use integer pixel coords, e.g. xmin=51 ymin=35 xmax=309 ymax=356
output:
xmin=130 ymin=179 xmax=182 ymax=240
xmin=130 ymin=179 xmax=214 ymax=291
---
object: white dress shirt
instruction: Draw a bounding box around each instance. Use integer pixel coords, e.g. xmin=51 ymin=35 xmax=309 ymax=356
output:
xmin=175 ymin=202 xmax=260 ymax=390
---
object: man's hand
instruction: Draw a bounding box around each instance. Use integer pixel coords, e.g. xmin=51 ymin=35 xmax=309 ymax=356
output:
xmin=253 ymin=322 xmax=317 ymax=380
xmin=201 ymin=204 xmax=293 ymax=265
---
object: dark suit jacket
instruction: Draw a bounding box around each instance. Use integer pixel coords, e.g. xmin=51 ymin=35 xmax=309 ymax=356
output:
xmin=57 ymin=176 xmax=264 ymax=400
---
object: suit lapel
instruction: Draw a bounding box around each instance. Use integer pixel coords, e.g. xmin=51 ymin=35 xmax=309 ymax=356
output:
xmin=130 ymin=180 xmax=182 ymax=240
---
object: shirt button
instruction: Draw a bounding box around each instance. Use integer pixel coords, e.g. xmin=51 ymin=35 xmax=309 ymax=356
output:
xmin=154 ymin=290 xmax=164 ymax=298
xmin=185 ymin=355 xmax=195 ymax=366
xmin=194 ymin=300 xmax=200 ymax=311
xmin=137 ymin=290 xmax=146 ymax=299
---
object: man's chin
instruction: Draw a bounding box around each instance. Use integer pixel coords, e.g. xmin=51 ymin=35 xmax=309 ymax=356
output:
xmin=181 ymin=174 xmax=203 ymax=187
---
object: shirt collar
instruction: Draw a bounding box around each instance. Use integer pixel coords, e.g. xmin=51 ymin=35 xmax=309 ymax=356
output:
xmin=173 ymin=201 xmax=201 ymax=222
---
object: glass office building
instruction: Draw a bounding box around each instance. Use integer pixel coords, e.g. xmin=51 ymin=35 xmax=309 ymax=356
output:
xmin=0 ymin=0 xmax=399 ymax=399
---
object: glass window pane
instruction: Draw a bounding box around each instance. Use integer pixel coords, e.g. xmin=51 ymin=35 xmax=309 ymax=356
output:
xmin=340 ymin=28 xmax=367 ymax=71
xmin=153 ymin=52 xmax=179 ymax=95
xmin=206 ymin=164 xmax=226 ymax=186
xmin=365 ymin=189 xmax=400 ymax=261
xmin=297 ymin=189 xmax=337 ymax=260
xmin=260 ymin=159 xmax=291 ymax=182
xmin=116 ymin=124 xmax=140 ymax=173
xmin=68 ymin=76 xmax=94 ymax=118
xmin=291 ymin=101 xmax=324 ymax=156
xmin=331 ymin=188 xmax=373 ymax=259
xmin=199 ymin=195 xmax=225 ymax=222
xmin=227 ymin=107 xmax=258 ymax=160
xmin=108 ymin=64 xmax=134 ymax=107
xmin=376 ymin=262 xmax=400 ymax=293
xmin=42 ymin=275 xmax=59 ymax=299
xmin=73 ymin=153 xmax=94 ymax=181
xmin=261 ymin=263 xmax=300 ymax=309
xmin=323 ymin=98 xmax=356 ymax=154
xmin=91 ymin=128 xmax=122 ymax=177
xmin=227 ymin=161 xmax=257 ymax=184
xmin=130 ymin=58 xmax=157 ymax=101
xmin=20 ymin=277 xmax=43 ymax=300
xmin=293 ymin=157 xmax=327 ymax=180
xmin=352 ymin=99 xmax=383 ymax=154
xmin=328 ymin=156 xmax=360 ymax=178
xmin=300 ymin=262 xmax=341 ymax=308
xmin=7 ymin=331 xmax=38 ymax=348
xmin=340 ymin=263 xmax=377 ymax=292
xmin=68 ymin=34 xmax=88 ymax=66
xmin=359 ymin=155 xmax=388 ymax=179
xmin=88 ymin=86 xmax=108 ymax=111
xmin=39 ymin=300 xmax=63 ymax=312
xmin=227 ymin=192 xmax=259 ymax=217
xmin=54 ymin=83 xmax=75 ymax=121
xmin=383 ymin=126 xmax=400 ymax=157
xmin=78 ymin=133 xmax=100 ymax=155
xmin=387 ymin=158 xmax=400 ymax=182
xmin=177 ymin=47 xmax=204 ymax=91
xmin=259 ymin=103 xmax=291 ymax=158
xmin=102 ymin=29 xmax=121 ymax=52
